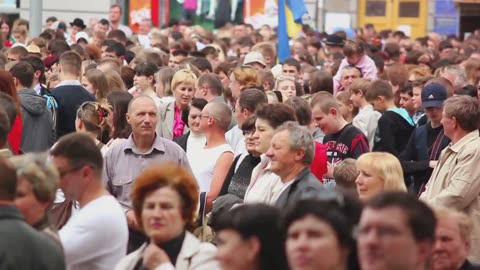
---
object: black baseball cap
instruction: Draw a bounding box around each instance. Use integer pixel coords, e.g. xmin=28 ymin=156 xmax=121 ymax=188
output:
xmin=421 ymin=83 xmax=448 ymax=109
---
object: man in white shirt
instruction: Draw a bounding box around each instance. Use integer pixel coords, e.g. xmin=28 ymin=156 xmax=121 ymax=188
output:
xmin=109 ymin=4 xmax=132 ymax=37
xmin=50 ymin=133 xmax=128 ymax=270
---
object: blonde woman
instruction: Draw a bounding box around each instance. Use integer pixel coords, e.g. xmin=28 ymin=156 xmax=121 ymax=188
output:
xmin=82 ymin=69 xmax=110 ymax=101
xmin=75 ymin=101 xmax=112 ymax=155
xmin=157 ymin=69 xmax=197 ymax=140
xmin=355 ymin=152 xmax=407 ymax=200
xmin=229 ymin=66 xmax=259 ymax=99
xmin=274 ymin=76 xmax=297 ymax=100
xmin=11 ymin=153 xmax=61 ymax=245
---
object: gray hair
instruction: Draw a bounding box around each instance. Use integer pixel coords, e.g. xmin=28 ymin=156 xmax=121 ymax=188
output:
xmin=441 ymin=65 xmax=468 ymax=89
xmin=10 ymin=153 xmax=59 ymax=203
xmin=275 ymin=121 xmax=315 ymax=165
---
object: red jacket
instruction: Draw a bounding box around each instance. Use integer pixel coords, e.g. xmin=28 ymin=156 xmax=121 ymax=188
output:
xmin=310 ymin=142 xmax=328 ymax=182
xmin=8 ymin=115 xmax=22 ymax=154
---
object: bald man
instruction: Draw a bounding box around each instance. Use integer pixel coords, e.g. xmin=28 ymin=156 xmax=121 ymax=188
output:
xmin=103 ymin=95 xmax=191 ymax=251
xmin=191 ymin=102 xmax=234 ymax=212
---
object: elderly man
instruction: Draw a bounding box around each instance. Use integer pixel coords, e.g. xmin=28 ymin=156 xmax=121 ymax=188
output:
xmin=51 ymin=133 xmax=128 ymax=270
xmin=433 ymin=208 xmax=477 ymax=270
xmin=358 ymin=192 xmax=436 ymax=270
xmin=420 ymin=95 xmax=480 ymax=260
xmin=269 ymin=121 xmax=325 ymax=208
xmin=103 ymin=95 xmax=190 ymax=250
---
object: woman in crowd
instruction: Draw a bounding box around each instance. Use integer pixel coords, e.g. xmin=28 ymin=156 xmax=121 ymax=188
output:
xmin=158 ymin=69 xmax=197 ymax=140
xmin=154 ymin=67 xmax=176 ymax=103
xmin=174 ymin=98 xmax=208 ymax=158
xmin=0 ymin=70 xmax=22 ymax=155
xmin=228 ymin=66 xmax=259 ymax=99
xmin=244 ymin=103 xmax=296 ymax=204
xmin=336 ymin=91 xmax=358 ymax=124
xmin=215 ymin=204 xmax=288 ymax=270
xmin=275 ymin=76 xmax=297 ymax=100
xmin=284 ymin=191 xmax=361 ymax=270
xmin=105 ymin=91 xmax=132 ymax=148
xmin=355 ymin=152 xmax=407 ymax=200
xmin=115 ymin=163 xmax=220 ymax=270
xmin=214 ymin=62 xmax=235 ymax=89
xmin=11 ymin=153 xmax=61 ymax=245
xmin=104 ymin=70 xmax=127 ymax=91
xmin=75 ymin=101 xmax=111 ymax=155
xmin=133 ymin=62 xmax=161 ymax=107
xmin=82 ymin=69 xmax=110 ymax=101
xmin=0 ymin=17 xmax=13 ymax=47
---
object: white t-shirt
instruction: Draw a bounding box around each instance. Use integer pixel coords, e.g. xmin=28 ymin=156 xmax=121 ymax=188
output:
xmin=190 ymin=144 xmax=234 ymax=192
xmin=225 ymin=126 xmax=246 ymax=157
xmin=60 ymin=195 xmax=128 ymax=270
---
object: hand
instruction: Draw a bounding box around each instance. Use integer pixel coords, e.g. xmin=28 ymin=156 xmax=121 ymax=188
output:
xmin=429 ymin=160 xmax=438 ymax=169
xmin=126 ymin=210 xmax=139 ymax=230
xmin=324 ymin=162 xmax=334 ymax=178
xmin=143 ymin=243 xmax=170 ymax=269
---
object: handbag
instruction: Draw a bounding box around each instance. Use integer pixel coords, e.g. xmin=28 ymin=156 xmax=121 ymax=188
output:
xmin=193 ymin=192 xmax=214 ymax=242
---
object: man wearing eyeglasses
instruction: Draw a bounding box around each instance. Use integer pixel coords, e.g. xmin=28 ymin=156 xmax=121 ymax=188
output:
xmin=357 ymin=192 xmax=436 ymax=270
xmin=50 ymin=132 xmax=128 ymax=270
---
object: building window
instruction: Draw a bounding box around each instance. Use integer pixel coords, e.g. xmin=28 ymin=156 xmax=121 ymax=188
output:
xmin=366 ymin=1 xmax=387 ymax=16
xmin=399 ymin=2 xmax=420 ymax=18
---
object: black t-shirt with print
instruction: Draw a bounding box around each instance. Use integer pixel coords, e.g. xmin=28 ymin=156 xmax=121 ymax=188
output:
xmin=323 ymin=124 xmax=370 ymax=166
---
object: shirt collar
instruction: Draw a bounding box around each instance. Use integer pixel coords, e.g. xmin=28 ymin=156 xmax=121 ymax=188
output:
xmin=55 ymin=80 xmax=82 ymax=87
xmin=123 ymin=133 xmax=165 ymax=155
xmin=449 ymin=130 xmax=479 ymax=153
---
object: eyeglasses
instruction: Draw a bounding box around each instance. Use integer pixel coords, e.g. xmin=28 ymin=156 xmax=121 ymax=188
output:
xmin=58 ymin=165 xmax=84 ymax=178
xmin=242 ymin=129 xmax=256 ymax=136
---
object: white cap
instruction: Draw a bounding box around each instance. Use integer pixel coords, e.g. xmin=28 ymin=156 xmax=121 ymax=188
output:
xmin=243 ymin=51 xmax=266 ymax=67
xmin=75 ymin=32 xmax=89 ymax=43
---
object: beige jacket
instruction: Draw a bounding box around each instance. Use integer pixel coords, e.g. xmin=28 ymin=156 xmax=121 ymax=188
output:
xmin=114 ymin=232 xmax=220 ymax=270
xmin=157 ymin=101 xmax=189 ymax=140
xmin=420 ymin=130 xmax=480 ymax=260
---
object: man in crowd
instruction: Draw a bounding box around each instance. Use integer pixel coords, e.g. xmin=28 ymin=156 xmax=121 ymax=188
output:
xmin=357 ymin=192 xmax=436 ymax=270
xmin=0 ymin=157 xmax=65 ymax=269
xmin=311 ymin=92 xmax=369 ymax=182
xmin=421 ymin=95 xmax=480 ymax=260
xmin=269 ymin=122 xmax=325 ymax=208
xmin=195 ymin=74 xmax=225 ymax=103
xmin=103 ymin=95 xmax=190 ymax=250
xmin=109 ymin=4 xmax=132 ymax=37
xmin=9 ymin=61 xmax=55 ymax=152
xmin=282 ymin=58 xmax=302 ymax=81
xmin=226 ymin=89 xmax=268 ymax=156
xmin=103 ymin=41 xmax=126 ymax=66
xmin=432 ymin=207 xmax=477 ymax=270
xmin=51 ymin=51 xmax=96 ymax=137
xmin=51 ymin=133 xmax=128 ymax=270
xmin=339 ymin=65 xmax=363 ymax=92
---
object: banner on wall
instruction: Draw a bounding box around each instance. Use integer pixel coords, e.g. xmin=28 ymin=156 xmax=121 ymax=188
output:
xmin=129 ymin=0 xmax=152 ymax=33
xmin=244 ymin=0 xmax=279 ymax=28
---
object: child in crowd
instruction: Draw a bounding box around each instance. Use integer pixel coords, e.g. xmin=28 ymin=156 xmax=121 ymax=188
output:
xmin=336 ymin=91 xmax=358 ymax=123
xmin=332 ymin=158 xmax=358 ymax=195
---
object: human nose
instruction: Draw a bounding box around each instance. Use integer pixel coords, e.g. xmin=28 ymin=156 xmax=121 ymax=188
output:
xmin=265 ymin=146 xmax=273 ymax=158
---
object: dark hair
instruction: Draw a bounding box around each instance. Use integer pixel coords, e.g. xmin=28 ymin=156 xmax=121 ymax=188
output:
xmin=101 ymin=39 xmax=117 ymax=48
xmin=365 ymin=192 xmax=436 ymax=242
xmin=310 ymin=70 xmax=333 ymax=94
xmin=399 ymin=82 xmax=413 ymax=96
xmin=145 ymin=52 xmax=164 ymax=67
xmin=238 ymin=89 xmax=268 ymax=113
xmin=237 ymin=36 xmax=255 ymax=48
xmin=0 ymin=157 xmax=16 ymax=201
xmin=256 ymin=103 xmax=296 ymax=129
xmin=0 ymin=108 xmax=10 ymax=147
xmin=106 ymin=41 xmax=126 ymax=57
xmin=343 ymin=39 xmax=365 ymax=57
xmin=191 ymin=57 xmax=213 ymax=73
xmin=107 ymin=29 xmax=128 ymax=43
xmin=120 ymin=66 xmax=135 ymax=89
xmin=197 ymin=73 xmax=223 ymax=96
xmin=46 ymin=16 xmax=57 ymax=23
xmin=365 ymin=80 xmax=394 ymax=101
xmin=107 ymin=91 xmax=133 ymax=139
xmin=454 ymin=84 xmax=478 ymax=98
xmin=439 ymin=40 xmax=453 ymax=52
xmin=21 ymin=56 xmax=46 ymax=83
xmin=182 ymin=98 xmax=208 ymax=127
xmin=47 ymin=39 xmax=70 ymax=56
xmin=241 ymin=115 xmax=257 ymax=131
xmin=215 ymin=204 xmax=288 ymax=270
xmin=282 ymin=58 xmax=301 ymax=72
xmin=9 ymin=61 xmax=34 ymax=88
xmin=50 ymin=132 xmax=104 ymax=175
xmin=405 ymin=50 xmax=423 ymax=65
xmin=0 ymin=92 xmax=17 ymax=128
xmin=98 ymin=18 xmax=110 ymax=26
xmin=134 ymin=62 xmax=158 ymax=78
xmin=285 ymin=97 xmax=312 ymax=126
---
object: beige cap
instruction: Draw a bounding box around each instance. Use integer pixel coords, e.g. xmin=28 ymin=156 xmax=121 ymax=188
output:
xmin=26 ymin=44 xmax=41 ymax=54
xmin=243 ymin=51 xmax=266 ymax=67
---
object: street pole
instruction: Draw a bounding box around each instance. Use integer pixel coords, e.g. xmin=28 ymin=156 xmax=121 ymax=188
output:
xmin=30 ymin=0 xmax=43 ymax=37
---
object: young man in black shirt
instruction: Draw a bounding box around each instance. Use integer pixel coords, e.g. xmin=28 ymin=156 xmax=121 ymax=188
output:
xmin=311 ymin=92 xmax=369 ymax=182
xmin=365 ymin=80 xmax=415 ymax=156
xmin=399 ymin=83 xmax=450 ymax=194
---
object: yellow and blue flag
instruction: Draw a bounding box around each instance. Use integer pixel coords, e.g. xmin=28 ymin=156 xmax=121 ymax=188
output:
xmin=278 ymin=0 xmax=308 ymax=62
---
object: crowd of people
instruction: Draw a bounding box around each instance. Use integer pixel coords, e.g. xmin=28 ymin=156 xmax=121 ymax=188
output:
xmin=0 ymin=3 xmax=480 ymax=270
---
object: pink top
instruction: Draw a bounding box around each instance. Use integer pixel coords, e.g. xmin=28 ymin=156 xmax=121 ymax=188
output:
xmin=184 ymin=0 xmax=197 ymax=10
xmin=333 ymin=54 xmax=378 ymax=95
xmin=173 ymin=104 xmax=186 ymax=138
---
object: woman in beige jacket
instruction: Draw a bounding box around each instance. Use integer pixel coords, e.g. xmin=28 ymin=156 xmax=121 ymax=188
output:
xmin=115 ymin=163 xmax=220 ymax=270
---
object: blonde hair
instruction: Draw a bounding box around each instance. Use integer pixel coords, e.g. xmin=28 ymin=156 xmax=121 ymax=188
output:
xmin=10 ymin=153 xmax=59 ymax=204
xmin=349 ymin=78 xmax=372 ymax=95
xmin=84 ymin=69 xmax=110 ymax=101
xmin=230 ymin=66 xmax=259 ymax=90
xmin=155 ymin=67 xmax=175 ymax=97
xmin=333 ymin=158 xmax=358 ymax=190
xmin=104 ymin=70 xmax=126 ymax=91
xmin=356 ymin=152 xmax=407 ymax=192
xmin=171 ymin=69 xmax=197 ymax=92
xmin=434 ymin=207 xmax=473 ymax=243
